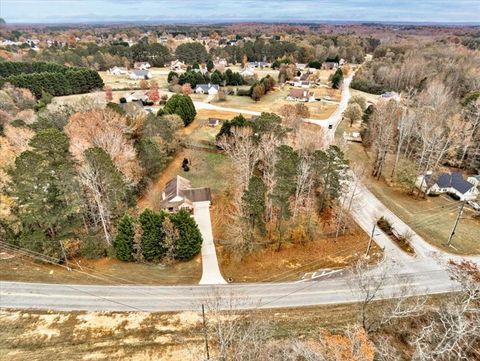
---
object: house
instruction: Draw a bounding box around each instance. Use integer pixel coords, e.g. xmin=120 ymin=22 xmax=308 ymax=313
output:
xmin=296 ymin=63 xmax=307 ymax=70
xmin=108 ymin=66 xmax=128 ymax=76
xmin=195 ymin=83 xmax=219 ymax=95
xmin=419 ymin=172 xmax=479 ymax=201
xmin=239 ymin=67 xmax=255 ymax=77
xmin=170 ymin=60 xmax=186 ymax=71
xmin=125 ymin=90 xmax=148 ymax=103
xmin=339 ymin=58 xmax=346 ymax=66
xmin=380 ymin=91 xmax=401 ymax=102
xmin=134 ymin=62 xmax=151 ymax=70
xmin=208 ymin=118 xmax=220 ymax=127
xmin=467 ymin=175 xmax=480 ymax=188
xmin=215 ymin=58 xmax=228 ymax=67
xmin=159 ymin=175 xmax=212 ymax=213
xmin=129 ymin=70 xmax=152 ymax=80
xmin=322 ymin=62 xmax=339 ymax=70
xmin=287 ymin=89 xmax=316 ymax=102
xmin=247 ymin=61 xmax=267 ymax=68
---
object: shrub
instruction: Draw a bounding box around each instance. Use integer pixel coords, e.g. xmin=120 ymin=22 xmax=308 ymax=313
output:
xmin=113 ymin=215 xmax=135 ymax=261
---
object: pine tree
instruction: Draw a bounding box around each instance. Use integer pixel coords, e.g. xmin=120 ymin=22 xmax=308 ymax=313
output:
xmin=138 ymin=208 xmax=166 ymax=261
xmin=171 ymin=209 xmax=203 ymax=260
xmin=7 ymin=129 xmax=83 ymax=258
xmin=242 ymin=176 xmax=267 ymax=238
xmin=113 ymin=215 xmax=135 ymax=261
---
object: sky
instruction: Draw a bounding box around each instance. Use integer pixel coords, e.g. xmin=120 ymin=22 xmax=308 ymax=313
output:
xmin=1 ymin=0 xmax=480 ymax=24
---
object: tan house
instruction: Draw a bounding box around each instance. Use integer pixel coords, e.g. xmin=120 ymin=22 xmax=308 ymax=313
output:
xmin=160 ymin=176 xmax=212 ymax=213
xmin=287 ymin=88 xmax=316 ymax=102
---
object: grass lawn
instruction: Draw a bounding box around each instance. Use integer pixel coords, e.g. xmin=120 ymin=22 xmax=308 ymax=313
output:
xmin=0 ymin=248 xmax=201 ymax=285
xmin=338 ymin=119 xmax=480 ymax=255
xmin=99 ymin=67 xmax=169 ymax=90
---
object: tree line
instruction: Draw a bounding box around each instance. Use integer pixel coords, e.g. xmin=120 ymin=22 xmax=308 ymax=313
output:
xmin=0 ymin=61 xmax=104 ymax=98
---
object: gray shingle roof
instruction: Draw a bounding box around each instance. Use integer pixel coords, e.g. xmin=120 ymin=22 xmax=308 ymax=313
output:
xmin=435 ymin=172 xmax=474 ymax=194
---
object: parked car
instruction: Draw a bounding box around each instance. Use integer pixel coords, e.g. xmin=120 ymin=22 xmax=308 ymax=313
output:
xmin=447 ymin=192 xmax=461 ymax=201
xmin=467 ymin=200 xmax=480 ymax=211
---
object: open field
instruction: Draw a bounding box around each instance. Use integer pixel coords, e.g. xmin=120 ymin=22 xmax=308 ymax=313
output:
xmin=340 ymin=133 xmax=480 ymax=255
xmin=99 ymin=67 xmax=170 ymax=90
xmin=0 ymin=247 xmax=201 ymax=285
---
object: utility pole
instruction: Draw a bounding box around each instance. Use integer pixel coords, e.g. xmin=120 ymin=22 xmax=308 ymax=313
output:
xmin=366 ymin=223 xmax=376 ymax=257
xmin=447 ymin=200 xmax=466 ymax=247
xmin=202 ymin=304 xmax=210 ymax=360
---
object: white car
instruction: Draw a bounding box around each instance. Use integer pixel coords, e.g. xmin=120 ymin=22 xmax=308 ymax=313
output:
xmin=467 ymin=200 xmax=480 ymax=211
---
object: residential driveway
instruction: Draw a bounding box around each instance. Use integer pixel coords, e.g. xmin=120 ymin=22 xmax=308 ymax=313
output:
xmin=192 ymin=202 xmax=227 ymax=285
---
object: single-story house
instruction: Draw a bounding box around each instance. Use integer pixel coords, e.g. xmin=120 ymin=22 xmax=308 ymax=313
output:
xmin=129 ymin=70 xmax=152 ymax=80
xmin=195 ymin=83 xmax=219 ymax=95
xmin=134 ymin=62 xmax=151 ymax=70
xmin=159 ymin=175 xmax=212 ymax=213
xmin=322 ymin=62 xmax=339 ymax=70
xmin=125 ymin=90 xmax=148 ymax=103
xmin=381 ymin=91 xmax=401 ymax=102
xmin=287 ymin=88 xmax=316 ymax=102
xmin=108 ymin=66 xmax=128 ymax=76
xmin=418 ymin=172 xmax=479 ymax=201
xmin=296 ymin=63 xmax=307 ymax=70
xmin=247 ymin=61 xmax=267 ymax=68
xmin=215 ymin=58 xmax=228 ymax=67
xmin=239 ymin=67 xmax=255 ymax=77
xmin=208 ymin=118 xmax=220 ymax=127
xmin=170 ymin=60 xmax=186 ymax=71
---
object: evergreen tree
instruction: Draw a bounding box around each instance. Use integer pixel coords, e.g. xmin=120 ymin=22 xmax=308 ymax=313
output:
xmin=7 ymin=129 xmax=83 ymax=258
xmin=138 ymin=208 xmax=166 ymax=261
xmin=242 ymin=176 xmax=267 ymax=238
xmin=171 ymin=209 xmax=203 ymax=260
xmin=162 ymin=94 xmax=196 ymax=126
xmin=113 ymin=215 xmax=135 ymax=261
xmin=207 ymin=59 xmax=214 ymax=72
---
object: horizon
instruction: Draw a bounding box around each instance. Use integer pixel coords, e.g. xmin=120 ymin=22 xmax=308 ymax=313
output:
xmin=2 ymin=0 xmax=480 ymax=25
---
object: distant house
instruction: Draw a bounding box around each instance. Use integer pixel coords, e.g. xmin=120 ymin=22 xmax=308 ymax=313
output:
xmin=339 ymin=58 xmax=346 ymax=66
xmin=107 ymin=66 xmax=128 ymax=76
xmin=287 ymin=89 xmax=315 ymax=102
xmin=208 ymin=118 xmax=220 ymax=127
xmin=129 ymin=70 xmax=152 ymax=80
xmin=159 ymin=175 xmax=212 ymax=213
xmin=195 ymin=83 xmax=219 ymax=95
xmin=134 ymin=62 xmax=151 ymax=70
xmin=247 ymin=61 xmax=266 ymax=68
xmin=215 ymin=58 xmax=228 ymax=67
xmin=239 ymin=67 xmax=255 ymax=77
xmin=418 ymin=172 xmax=479 ymax=201
xmin=296 ymin=63 xmax=307 ymax=70
xmin=381 ymin=91 xmax=401 ymax=102
xmin=170 ymin=60 xmax=186 ymax=71
xmin=125 ymin=90 xmax=148 ymax=103
xmin=322 ymin=62 xmax=339 ymax=70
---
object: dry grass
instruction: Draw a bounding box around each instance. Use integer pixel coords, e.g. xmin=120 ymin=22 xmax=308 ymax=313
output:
xmin=0 ymin=248 xmax=201 ymax=285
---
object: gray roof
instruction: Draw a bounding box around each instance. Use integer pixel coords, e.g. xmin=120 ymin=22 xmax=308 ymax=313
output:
xmin=435 ymin=172 xmax=474 ymax=194
xmin=131 ymin=70 xmax=149 ymax=76
xmin=195 ymin=84 xmax=219 ymax=92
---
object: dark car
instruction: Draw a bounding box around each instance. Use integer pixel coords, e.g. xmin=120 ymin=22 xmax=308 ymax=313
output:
xmin=447 ymin=192 xmax=461 ymax=201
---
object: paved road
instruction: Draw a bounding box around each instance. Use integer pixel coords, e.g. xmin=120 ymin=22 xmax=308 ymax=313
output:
xmin=193 ymin=202 xmax=227 ymax=285
xmin=1 ymin=70 xmax=478 ymax=312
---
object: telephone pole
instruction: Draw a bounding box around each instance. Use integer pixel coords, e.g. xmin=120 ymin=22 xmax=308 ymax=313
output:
xmin=202 ymin=304 xmax=210 ymax=360
xmin=447 ymin=200 xmax=466 ymax=247
xmin=366 ymin=223 xmax=376 ymax=257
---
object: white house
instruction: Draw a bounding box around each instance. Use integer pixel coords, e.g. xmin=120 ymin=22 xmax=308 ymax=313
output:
xmin=467 ymin=175 xmax=480 ymax=188
xmin=239 ymin=67 xmax=255 ymax=77
xmin=108 ymin=66 xmax=128 ymax=76
xmin=170 ymin=60 xmax=186 ymax=71
xmin=159 ymin=175 xmax=212 ymax=213
xmin=417 ymin=172 xmax=479 ymax=201
xmin=134 ymin=62 xmax=151 ymax=70
xmin=195 ymin=83 xmax=219 ymax=95
xmin=125 ymin=90 xmax=148 ymax=103
xmin=129 ymin=70 xmax=152 ymax=80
